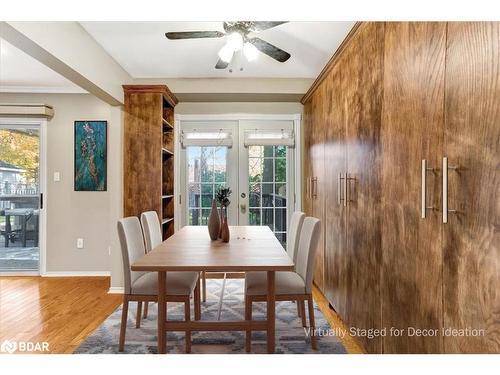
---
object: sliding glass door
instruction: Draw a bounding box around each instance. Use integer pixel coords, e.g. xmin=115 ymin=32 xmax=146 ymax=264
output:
xmin=0 ymin=124 xmax=42 ymax=273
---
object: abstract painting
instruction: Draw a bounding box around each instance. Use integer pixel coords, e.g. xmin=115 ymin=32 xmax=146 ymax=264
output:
xmin=74 ymin=121 xmax=107 ymax=191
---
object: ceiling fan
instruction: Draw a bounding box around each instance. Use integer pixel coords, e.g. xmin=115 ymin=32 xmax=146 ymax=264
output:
xmin=165 ymin=21 xmax=291 ymax=69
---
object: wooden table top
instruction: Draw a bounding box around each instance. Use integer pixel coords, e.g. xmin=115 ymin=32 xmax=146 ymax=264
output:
xmin=131 ymin=225 xmax=294 ymax=272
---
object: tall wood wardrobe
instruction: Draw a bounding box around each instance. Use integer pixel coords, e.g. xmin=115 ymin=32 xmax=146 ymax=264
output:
xmin=303 ymin=22 xmax=500 ymax=354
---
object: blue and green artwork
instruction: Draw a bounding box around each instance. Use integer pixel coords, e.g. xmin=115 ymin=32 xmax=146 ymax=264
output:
xmin=74 ymin=121 xmax=107 ymax=191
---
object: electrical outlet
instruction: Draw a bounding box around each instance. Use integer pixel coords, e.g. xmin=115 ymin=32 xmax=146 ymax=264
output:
xmin=76 ymin=238 xmax=84 ymax=249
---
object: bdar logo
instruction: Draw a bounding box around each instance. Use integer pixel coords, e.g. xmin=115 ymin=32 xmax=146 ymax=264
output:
xmin=1 ymin=340 xmax=17 ymax=354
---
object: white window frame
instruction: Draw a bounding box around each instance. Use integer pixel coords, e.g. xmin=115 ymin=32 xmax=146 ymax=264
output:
xmin=174 ymin=113 xmax=302 ymax=233
xmin=0 ymin=117 xmax=47 ymax=276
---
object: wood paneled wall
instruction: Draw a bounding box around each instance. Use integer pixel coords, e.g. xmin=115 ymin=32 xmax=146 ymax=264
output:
xmin=303 ymin=22 xmax=500 ymax=353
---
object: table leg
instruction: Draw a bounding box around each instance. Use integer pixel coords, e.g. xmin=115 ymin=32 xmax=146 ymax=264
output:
xmin=158 ymin=271 xmax=167 ymax=354
xmin=266 ymin=270 xmax=276 ymax=353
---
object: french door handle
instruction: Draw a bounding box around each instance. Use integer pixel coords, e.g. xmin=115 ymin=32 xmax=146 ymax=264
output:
xmin=338 ymin=173 xmax=345 ymax=205
xmin=442 ymin=157 xmax=458 ymax=223
xmin=421 ymin=159 xmax=437 ymax=218
xmin=311 ymin=177 xmax=318 ymax=199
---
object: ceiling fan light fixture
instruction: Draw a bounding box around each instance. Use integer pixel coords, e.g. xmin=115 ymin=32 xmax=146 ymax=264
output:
xmin=243 ymin=42 xmax=259 ymax=61
xmin=218 ymin=43 xmax=234 ymax=63
xmin=227 ymin=32 xmax=243 ymax=51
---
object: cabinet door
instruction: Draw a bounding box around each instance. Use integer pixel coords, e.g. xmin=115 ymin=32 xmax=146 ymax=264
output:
xmin=443 ymin=22 xmax=500 ymax=353
xmin=303 ymin=102 xmax=314 ymax=218
xmin=381 ymin=22 xmax=446 ymax=353
xmin=323 ymin=65 xmax=347 ymax=317
xmin=309 ymin=88 xmax=326 ymax=292
xmin=344 ymin=22 xmax=385 ymax=354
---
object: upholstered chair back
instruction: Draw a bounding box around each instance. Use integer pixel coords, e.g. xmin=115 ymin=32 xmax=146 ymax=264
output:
xmin=294 ymin=217 xmax=321 ymax=293
xmin=140 ymin=211 xmax=162 ymax=252
xmin=287 ymin=211 xmax=305 ymax=266
xmin=117 ymin=217 xmax=147 ymax=294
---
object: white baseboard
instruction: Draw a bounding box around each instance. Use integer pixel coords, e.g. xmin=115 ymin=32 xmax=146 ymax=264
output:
xmin=108 ymin=287 xmax=124 ymax=294
xmin=42 ymin=271 xmax=111 ymax=277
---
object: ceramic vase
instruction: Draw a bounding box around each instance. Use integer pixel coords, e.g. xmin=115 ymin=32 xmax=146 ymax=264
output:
xmin=218 ymin=205 xmax=224 ymax=238
xmin=221 ymin=208 xmax=230 ymax=243
xmin=208 ymin=199 xmax=220 ymax=241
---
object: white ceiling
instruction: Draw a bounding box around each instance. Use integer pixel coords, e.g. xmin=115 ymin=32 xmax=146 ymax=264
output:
xmin=0 ymin=38 xmax=85 ymax=93
xmin=80 ymin=22 xmax=355 ymax=78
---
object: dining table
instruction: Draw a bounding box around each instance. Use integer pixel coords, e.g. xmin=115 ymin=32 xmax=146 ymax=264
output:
xmin=131 ymin=225 xmax=294 ymax=354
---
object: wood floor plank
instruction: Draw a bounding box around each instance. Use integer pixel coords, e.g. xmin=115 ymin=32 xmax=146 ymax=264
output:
xmin=0 ymin=276 xmax=122 ymax=354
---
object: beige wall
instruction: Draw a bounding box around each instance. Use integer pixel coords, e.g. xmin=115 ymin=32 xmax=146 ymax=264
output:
xmin=0 ymin=93 xmax=123 ymax=286
xmin=176 ymin=102 xmax=303 ymax=115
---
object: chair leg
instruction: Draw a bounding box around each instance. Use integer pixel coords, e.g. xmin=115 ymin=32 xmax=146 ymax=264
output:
xmin=135 ymin=301 xmax=143 ymax=328
xmin=300 ymin=300 xmax=307 ymax=328
xmin=245 ymin=296 xmax=252 ymax=353
xmin=194 ymin=277 xmax=201 ymax=320
xmin=307 ymin=295 xmax=317 ymax=350
xmin=202 ymin=271 xmax=207 ymax=302
xmin=184 ymin=299 xmax=192 ymax=353
xmin=119 ymin=297 xmax=129 ymax=352
xmin=143 ymin=302 xmax=149 ymax=319
xmin=296 ymin=301 xmax=301 ymax=317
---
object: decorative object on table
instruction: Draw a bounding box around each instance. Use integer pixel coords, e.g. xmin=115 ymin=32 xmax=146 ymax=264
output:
xmin=74 ymin=120 xmax=107 ymax=191
xmin=216 ymin=187 xmax=232 ymax=240
xmin=208 ymin=199 xmax=220 ymax=240
xmin=221 ymin=209 xmax=230 ymax=242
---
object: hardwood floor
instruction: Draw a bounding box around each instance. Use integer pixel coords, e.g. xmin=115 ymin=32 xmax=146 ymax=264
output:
xmin=0 ymin=276 xmax=122 ymax=354
xmin=0 ymin=276 xmax=363 ymax=354
xmin=312 ymin=285 xmax=366 ymax=354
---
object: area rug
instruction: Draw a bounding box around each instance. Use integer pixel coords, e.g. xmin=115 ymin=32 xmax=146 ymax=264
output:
xmin=75 ymin=279 xmax=347 ymax=354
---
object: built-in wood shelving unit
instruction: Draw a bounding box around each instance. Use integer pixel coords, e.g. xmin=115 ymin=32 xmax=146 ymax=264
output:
xmin=123 ymin=84 xmax=178 ymax=240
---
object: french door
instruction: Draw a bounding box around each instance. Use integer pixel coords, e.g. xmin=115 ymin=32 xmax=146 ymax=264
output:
xmin=178 ymin=116 xmax=298 ymax=248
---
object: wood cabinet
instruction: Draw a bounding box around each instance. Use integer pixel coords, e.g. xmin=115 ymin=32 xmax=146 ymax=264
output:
xmin=443 ymin=22 xmax=500 ymax=354
xmin=381 ymin=22 xmax=446 ymax=353
xmin=304 ymin=86 xmax=326 ymax=292
xmin=303 ymin=22 xmax=500 ymax=353
xmin=123 ymin=85 xmax=178 ymax=239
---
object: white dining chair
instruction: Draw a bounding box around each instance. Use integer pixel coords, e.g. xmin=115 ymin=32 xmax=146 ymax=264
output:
xmin=140 ymin=211 xmax=201 ymax=322
xmin=287 ymin=211 xmax=306 ymax=265
xmin=117 ymin=216 xmax=200 ymax=353
xmin=244 ymin=216 xmax=321 ymax=351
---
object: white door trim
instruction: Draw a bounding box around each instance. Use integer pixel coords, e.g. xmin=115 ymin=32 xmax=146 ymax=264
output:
xmin=174 ymin=113 xmax=302 ymax=231
xmin=0 ymin=117 xmax=47 ymax=276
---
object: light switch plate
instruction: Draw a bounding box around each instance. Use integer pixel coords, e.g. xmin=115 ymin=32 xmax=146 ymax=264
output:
xmin=76 ymin=238 xmax=84 ymax=249
xmin=53 ymin=172 xmax=61 ymax=182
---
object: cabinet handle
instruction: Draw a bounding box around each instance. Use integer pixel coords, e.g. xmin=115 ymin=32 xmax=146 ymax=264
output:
xmin=442 ymin=157 xmax=458 ymax=223
xmin=308 ymin=177 xmax=312 ymax=199
xmin=421 ymin=159 xmax=436 ymax=219
xmin=346 ymin=173 xmax=355 ymax=205
xmin=343 ymin=173 xmax=347 ymax=207
xmin=338 ymin=173 xmax=345 ymax=205
xmin=312 ymin=177 xmax=318 ymax=199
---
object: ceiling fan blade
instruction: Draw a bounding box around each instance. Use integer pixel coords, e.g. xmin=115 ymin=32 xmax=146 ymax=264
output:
xmin=165 ymin=31 xmax=225 ymax=40
xmin=251 ymin=21 xmax=288 ymax=32
xmin=248 ymin=37 xmax=291 ymax=62
xmin=215 ymin=58 xmax=230 ymax=69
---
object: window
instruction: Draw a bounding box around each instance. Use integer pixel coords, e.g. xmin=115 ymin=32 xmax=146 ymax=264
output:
xmin=187 ymin=146 xmax=228 ymax=225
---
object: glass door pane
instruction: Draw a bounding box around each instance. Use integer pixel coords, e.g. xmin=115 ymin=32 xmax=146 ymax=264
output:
xmin=0 ymin=126 xmax=40 ymax=272
xmin=247 ymin=145 xmax=288 ymax=246
xmin=187 ymin=146 xmax=228 ymax=225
